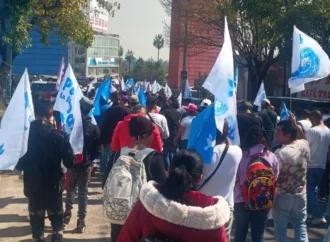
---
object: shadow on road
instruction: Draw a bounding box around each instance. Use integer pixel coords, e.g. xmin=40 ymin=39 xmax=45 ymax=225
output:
xmin=0 ymin=214 xmax=28 ymax=223
xmin=0 ymin=196 xmax=28 ymax=209
xmin=0 ymin=226 xmax=31 ymax=238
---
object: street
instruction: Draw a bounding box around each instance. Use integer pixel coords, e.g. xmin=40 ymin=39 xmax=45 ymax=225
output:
xmin=0 ymin=173 xmax=329 ymax=242
xmin=0 ymin=174 xmax=110 ymax=242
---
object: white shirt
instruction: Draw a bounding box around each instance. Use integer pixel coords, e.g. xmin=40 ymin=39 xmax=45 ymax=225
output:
xmin=180 ymin=116 xmax=195 ymax=140
xmin=200 ymin=144 xmax=242 ymax=209
xmin=306 ymin=126 xmax=330 ymax=169
xmin=298 ymin=119 xmax=312 ymax=133
xmin=148 ymin=113 xmax=169 ymax=140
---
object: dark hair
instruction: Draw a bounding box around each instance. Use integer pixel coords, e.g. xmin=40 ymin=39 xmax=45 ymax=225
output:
xmin=300 ymin=109 xmax=311 ymax=118
xmin=34 ymin=98 xmax=53 ymax=117
xmin=146 ymin=96 xmax=157 ymax=108
xmin=110 ymin=92 xmax=119 ymax=103
xmin=277 ymin=120 xmax=298 ymax=141
xmin=171 ymin=99 xmax=179 ymax=109
xmin=241 ymin=125 xmax=270 ymax=151
xmin=159 ymin=150 xmax=203 ymax=205
xmin=237 ymin=101 xmax=253 ymax=113
xmin=132 ymin=104 xmax=146 ymax=114
xmin=310 ymin=110 xmax=323 ymax=121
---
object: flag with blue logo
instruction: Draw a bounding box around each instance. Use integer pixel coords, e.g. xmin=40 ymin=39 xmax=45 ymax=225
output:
xmin=0 ymin=69 xmax=35 ymax=170
xmin=184 ymin=79 xmax=192 ymax=99
xmin=280 ymin=101 xmax=290 ymax=121
xmin=125 ymin=78 xmax=134 ymax=90
xmin=54 ymin=64 xmax=84 ymax=154
xmin=188 ymin=104 xmax=216 ymax=164
xmin=93 ymin=78 xmax=111 ymax=116
xmin=202 ymin=17 xmax=240 ymax=145
xmin=138 ymin=87 xmax=147 ymax=106
xmin=289 ymin=26 xmax=330 ymax=89
xmin=254 ymin=82 xmax=267 ymax=111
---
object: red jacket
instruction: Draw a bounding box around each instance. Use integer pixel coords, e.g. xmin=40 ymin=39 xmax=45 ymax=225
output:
xmin=111 ymin=114 xmax=163 ymax=152
xmin=118 ymin=181 xmax=229 ymax=242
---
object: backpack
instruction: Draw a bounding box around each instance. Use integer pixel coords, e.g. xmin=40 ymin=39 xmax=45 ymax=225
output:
xmin=103 ymin=148 xmax=154 ymax=224
xmin=242 ymin=153 xmax=275 ymax=211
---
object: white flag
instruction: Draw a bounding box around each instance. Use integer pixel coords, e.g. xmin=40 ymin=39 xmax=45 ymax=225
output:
xmin=88 ymin=77 xmax=97 ymax=93
xmin=54 ymin=64 xmax=84 ymax=154
xmin=254 ymin=82 xmax=267 ymax=111
xmin=152 ymin=80 xmax=160 ymax=94
xmin=121 ymin=77 xmax=125 ymax=91
xmin=0 ymin=69 xmax=35 ymax=170
xmin=184 ymin=79 xmax=192 ymax=99
xmin=111 ymin=84 xmax=117 ymax=93
xmin=177 ymin=93 xmax=182 ymax=111
xmin=290 ymin=84 xmax=305 ymax=94
xmin=289 ymin=26 xmax=330 ymax=88
xmin=202 ymin=17 xmax=240 ymax=145
xmin=164 ymin=84 xmax=173 ymax=99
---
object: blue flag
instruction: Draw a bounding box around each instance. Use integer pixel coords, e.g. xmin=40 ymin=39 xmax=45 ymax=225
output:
xmin=138 ymin=87 xmax=147 ymax=106
xmin=280 ymin=101 xmax=290 ymax=121
xmin=125 ymin=78 xmax=134 ymax=90
xmin=188 ymin=104 xmax=216 ymax=164
xmin=93 ymin=78 xmax=111 ymax=116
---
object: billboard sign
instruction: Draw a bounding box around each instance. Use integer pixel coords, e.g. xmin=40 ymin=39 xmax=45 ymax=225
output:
xmin=89 ymin=0 xmax=109 ymax=33
xmin=297 ymin=77 xmax=330 ymax=100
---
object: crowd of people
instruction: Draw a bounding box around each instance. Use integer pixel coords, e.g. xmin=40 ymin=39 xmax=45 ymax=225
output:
xmin=15 ymin=87 xmax=330 ymax=242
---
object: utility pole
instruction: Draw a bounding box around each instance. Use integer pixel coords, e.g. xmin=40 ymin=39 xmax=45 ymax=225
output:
xmin=180 ymin=0 xmax=189 ymax=95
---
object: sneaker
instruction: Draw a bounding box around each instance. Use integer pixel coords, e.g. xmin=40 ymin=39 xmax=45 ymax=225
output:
xmin=51 ymin=233 xmax=63 ymax=242
xmin=311 ymin=217 xmax=327 ymax=225
xmin=318 ymin=197 xmax=327 ymax=203
xmin=76 ymin=219 xmax=86 ymax=233
xmin=63 ymin=210 xmax=72 ymax=227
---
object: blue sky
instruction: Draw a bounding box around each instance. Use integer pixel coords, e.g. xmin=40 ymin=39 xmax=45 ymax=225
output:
xmin=110 ymin=0 xmax=170 ymax=60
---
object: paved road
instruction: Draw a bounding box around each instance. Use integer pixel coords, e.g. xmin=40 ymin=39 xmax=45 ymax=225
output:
xmin=0 ymin=174 xmax=109 ymax=242
xmin=0 ymin=173 xmax=328 ymax=241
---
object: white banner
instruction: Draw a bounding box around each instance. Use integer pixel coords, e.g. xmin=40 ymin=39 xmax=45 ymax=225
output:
xmin=254 ymin=82 xmax=267 ymax=111
xmin=0 ymin=69 xmax=35 ymax=170
xmin=54 ymin=64 xmax=84 ymax=154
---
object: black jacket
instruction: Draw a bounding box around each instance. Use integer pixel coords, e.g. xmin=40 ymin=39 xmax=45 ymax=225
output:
xmin=160 ymin=107 xmax=181 ymax=143
xmin=100 ymin=103 xmax=131 ymax=145
xmin=258 ymin=109 xmax=278 ymax=142
xmin=73 ymin=115 xmax=100 ymax=170
xmin=237 ymin=113 xmax=263 ymax=141
xmin=16 ymin=120 xmax=75 ymax=198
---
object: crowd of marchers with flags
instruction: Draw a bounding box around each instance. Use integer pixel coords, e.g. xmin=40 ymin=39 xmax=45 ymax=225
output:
xmin=1 ymin=18 xmax=330 ymax=242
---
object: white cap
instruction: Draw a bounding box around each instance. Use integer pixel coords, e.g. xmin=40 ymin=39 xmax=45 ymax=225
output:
xmin=200 ymin=99 xmax=212 ymax=107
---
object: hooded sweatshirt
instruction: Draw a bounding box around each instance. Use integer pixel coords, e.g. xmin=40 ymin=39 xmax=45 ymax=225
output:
xmin=111 ymin=113 xmax=163 ymax=152
xmin=118 ymin=181 xmax=230 ymax=242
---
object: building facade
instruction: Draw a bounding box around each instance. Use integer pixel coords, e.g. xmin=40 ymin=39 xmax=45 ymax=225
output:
xmin=69 ymin=33 xmax=120 ymax=81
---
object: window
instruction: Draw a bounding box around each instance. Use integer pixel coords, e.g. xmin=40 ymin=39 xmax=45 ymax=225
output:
xmin=75 ymin=57 xmax=85 ymax=64
xmin=88 ymin=67 xmax=96 ymax=76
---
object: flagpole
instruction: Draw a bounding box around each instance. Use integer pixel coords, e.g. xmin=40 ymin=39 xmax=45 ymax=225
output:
xmin=290 ymin=94 xmax=293 ymax=111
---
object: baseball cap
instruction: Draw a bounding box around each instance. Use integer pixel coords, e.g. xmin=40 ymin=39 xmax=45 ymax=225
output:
xmin=184 ymin=103 xmax=198 ymax=112
xmin=130 ymin=95 xmax=139 ymax=103
xmin=200 ymin=99 xmax=212 ymax=107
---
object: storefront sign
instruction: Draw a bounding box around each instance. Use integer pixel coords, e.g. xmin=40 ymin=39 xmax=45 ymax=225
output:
xmin=298 ymin=77 xmax=330 ymax=100
xmin=88 ymin=57 xmax=115 ymax=66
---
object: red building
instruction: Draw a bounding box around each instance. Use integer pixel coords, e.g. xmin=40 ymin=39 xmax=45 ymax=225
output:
xmin=168 ymin=0 xmax=221 ymax=89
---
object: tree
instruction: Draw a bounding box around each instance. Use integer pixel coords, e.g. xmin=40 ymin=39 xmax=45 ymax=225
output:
xmin=125 ymin=50 xmax=135 ymax=72
xmin=118 ymin=45 xmax=124 ymax=66
xmin=0 ymin=0 xmax=119 ymax=92
xmin=160 ymin=0 xmax=330 ymax=99
xmin=153 ymin=34 xmax=165 ymax=62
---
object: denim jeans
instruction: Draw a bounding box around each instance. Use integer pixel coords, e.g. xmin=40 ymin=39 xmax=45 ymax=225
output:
xmin=65 ymin=167 xmax=91 ymax=220
xmin=234 ymin=203 xmax=270 ymax=242
xmin=273 ymin=194 xmax=308 ymax=242
xmin=100 ymin=145 xmax=111 ymax=173
xmin=307 ymin=168 xmax=325 ymax=218
xmin=162 ymin=141 xmax=176 ymax=170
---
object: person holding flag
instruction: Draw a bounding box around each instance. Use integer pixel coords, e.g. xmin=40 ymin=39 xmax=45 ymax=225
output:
xmin=64 ymin=97 xmax=100 ymax=233
xmin=16 ymin=97 xmax=75 ymax=242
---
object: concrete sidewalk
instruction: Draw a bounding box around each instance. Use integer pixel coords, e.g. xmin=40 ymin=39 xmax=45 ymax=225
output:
xmin=0 ymin=174 xmax=110 ymax=242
